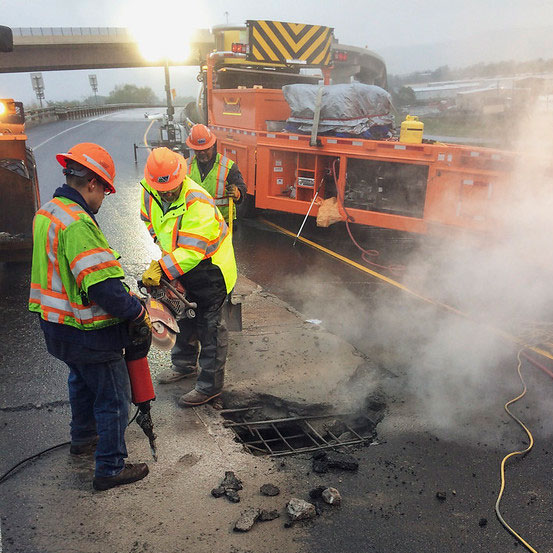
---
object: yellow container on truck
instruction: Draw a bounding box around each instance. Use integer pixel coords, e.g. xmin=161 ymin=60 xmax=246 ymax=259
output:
xmin=399 ymin=115 xmax=424 ymax=144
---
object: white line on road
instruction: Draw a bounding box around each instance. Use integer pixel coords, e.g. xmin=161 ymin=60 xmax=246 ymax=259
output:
xmin=32 ymin=114 xmax=112 ymax=150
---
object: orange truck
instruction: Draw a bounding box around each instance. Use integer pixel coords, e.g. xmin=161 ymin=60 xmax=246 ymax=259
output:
xmin=195 ymin=20 xmax=519 ymax=236
xmin=0 ymin=98 xmax=41 ymax=262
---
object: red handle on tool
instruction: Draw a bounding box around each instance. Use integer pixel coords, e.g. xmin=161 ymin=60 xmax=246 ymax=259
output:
xmin=126 ymin=357 xmax=156 ymax=405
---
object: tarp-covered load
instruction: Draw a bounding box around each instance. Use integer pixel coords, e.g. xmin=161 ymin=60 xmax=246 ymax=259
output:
xmin=282 ymin=83 xmax=394 ymax=138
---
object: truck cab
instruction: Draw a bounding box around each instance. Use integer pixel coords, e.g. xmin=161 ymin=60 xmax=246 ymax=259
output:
xmin=0 ymin=98 xmax=41 ymax=262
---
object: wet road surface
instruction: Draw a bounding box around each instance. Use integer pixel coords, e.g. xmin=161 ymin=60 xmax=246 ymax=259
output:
xmin=1 ymin=109 xmax=553 ymax=552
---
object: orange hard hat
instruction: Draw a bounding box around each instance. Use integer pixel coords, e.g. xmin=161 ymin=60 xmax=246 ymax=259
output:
xmin=144 ymin=147 xmax=187 ymax=192
xmin=56 ymin=142 xmax=116 ymax=194
xmin=185 ymin=124 xmax=216 ymax=150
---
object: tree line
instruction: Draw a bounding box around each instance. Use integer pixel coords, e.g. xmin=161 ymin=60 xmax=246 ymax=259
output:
xmin=34 ymin=84 xmax=194 ymax=109
xmin=389 ymin=57 xmax=553 ymax=88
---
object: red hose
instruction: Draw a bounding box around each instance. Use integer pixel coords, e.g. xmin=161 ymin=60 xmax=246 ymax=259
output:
xmin=332 ymin=159 xmax=406 ymax=276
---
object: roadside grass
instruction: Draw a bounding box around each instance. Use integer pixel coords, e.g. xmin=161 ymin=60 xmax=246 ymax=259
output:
xmin=421 ymin=113 xmax=506 ymax=139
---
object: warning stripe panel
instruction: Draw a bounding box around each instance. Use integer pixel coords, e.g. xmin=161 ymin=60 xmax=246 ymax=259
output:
xmin=247 ymin=20 xmax=334 ymax=66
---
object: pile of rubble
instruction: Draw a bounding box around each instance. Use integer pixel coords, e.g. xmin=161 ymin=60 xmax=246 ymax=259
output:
xmin=211 ymin=450 xmax=358 ymax=533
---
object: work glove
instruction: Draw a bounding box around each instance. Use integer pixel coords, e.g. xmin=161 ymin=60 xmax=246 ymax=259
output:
xmin=142 ymin=260 xmax=163 ymax=287
xmin=127 ymin=306 xmax=152 ymax=358
xmin=225 ymin=182 xmax=241 ymax=200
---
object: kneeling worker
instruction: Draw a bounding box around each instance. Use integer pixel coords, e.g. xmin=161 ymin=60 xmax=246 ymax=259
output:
xmin=140 ymin=147 xmax=237 ymax=406
xmin=185 ymin=124 xmax=247 ymax=225
xmin=29 ymin=143 xmax=150 ymax=491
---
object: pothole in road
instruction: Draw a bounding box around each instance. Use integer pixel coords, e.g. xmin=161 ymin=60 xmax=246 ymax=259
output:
xmin=220 ymin=394 xmax=385 ymax=457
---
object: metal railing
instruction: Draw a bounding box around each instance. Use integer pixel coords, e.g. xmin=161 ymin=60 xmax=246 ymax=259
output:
xmin=12 ymin=27 xmax=130 ymax=38
xmin=24 ymin=103 xmax=158 ymax=127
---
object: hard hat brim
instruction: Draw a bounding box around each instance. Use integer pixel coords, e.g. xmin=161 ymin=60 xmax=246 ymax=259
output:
xmin=56 ymin=152 xmax=116 ymax=194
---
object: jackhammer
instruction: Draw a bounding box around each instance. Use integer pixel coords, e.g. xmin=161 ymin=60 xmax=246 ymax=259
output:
xmin=125 ymin=313 xmax=158 ymax=461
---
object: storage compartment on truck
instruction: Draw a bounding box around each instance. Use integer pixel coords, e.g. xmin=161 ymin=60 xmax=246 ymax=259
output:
xmin=267 ymin=150 xmax=337 ymax=202
xmin=344 ymin=158 xmax=428 ymax=218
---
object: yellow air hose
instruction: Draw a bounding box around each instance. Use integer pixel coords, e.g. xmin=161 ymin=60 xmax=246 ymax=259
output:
xmin=260 ymin=218 xmax=547 ymax=552
xmin=495 ymin=349 xmax=538 ymax=553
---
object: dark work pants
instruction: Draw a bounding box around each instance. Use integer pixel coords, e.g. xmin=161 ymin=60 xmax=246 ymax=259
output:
xmin=172 ymin=299 xmax=228 ymax=395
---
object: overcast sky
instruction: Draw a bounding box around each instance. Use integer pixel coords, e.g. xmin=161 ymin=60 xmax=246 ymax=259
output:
xmin=2 ymin=0 xmax=553 ymax=105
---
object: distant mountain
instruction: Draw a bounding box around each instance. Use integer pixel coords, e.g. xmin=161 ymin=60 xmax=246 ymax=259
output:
xmin=378 ymin=26 xmax=553 ymax=75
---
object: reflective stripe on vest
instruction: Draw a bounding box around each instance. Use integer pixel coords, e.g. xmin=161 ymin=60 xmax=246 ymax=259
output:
xmin=140 ymin=187 xmax=157 ymax=239
xmin=38 ymin=198 xmax=85 ymax=293
xmin=188 ymin=154 xmax=232 ymax=206
xmin=158 ymin=186 xmax=229 ymax=278
xmin=186 ymin=190 xmax=215 ymax=210
xmin=30 ymin=197 xmax=122 ymax=327
xmin=214 ymin=155 xmax=231 ymax=206
xmin=29 ymin=284 xmax=113 ymax=325
xmin=70 ymin=247 xmax=121 ymax=287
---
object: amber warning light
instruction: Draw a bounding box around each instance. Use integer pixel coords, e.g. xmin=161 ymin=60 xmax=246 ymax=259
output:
xmin=0 ymin=99 xmax=16 ymax=118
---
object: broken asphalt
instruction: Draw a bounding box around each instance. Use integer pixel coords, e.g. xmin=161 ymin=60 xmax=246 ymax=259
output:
xmin=1 ymin=272 xmax=552 ymax=553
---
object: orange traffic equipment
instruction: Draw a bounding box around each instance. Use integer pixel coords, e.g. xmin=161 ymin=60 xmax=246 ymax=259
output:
xmin=144 ymin=147 xmax=187 ymax=192
xmin=0 ymin=97 xmax=41 ymax=262
xmin=56 ymin=143 xmax=116 ymax=194
xmin=185 ymin=124 xmax=216 ymax=150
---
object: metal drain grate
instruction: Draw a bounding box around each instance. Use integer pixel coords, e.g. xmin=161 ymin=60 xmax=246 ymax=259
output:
xmin=221 ymin=408 xmax=374 ymax=457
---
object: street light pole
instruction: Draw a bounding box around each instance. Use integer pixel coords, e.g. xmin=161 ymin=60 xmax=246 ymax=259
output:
xmin=164 ymin=58 xmax=174 ymax=122
xmin=163 ymin=58 xmax=176 ymax=144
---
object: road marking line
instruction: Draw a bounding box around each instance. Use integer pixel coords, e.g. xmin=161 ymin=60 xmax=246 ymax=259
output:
xmin=261 ymin=217 xmax=553 ymax=363
xmin=33 ymin=114 xmax=112 ymax=150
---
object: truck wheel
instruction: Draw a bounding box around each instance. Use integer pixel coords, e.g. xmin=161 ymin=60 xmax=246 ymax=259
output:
xmin=235 ymin=193 xmax=256 ymax=219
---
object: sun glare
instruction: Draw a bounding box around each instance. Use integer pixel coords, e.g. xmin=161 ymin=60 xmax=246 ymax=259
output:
xmin=125 ymin=0 xmax=209 ymax=62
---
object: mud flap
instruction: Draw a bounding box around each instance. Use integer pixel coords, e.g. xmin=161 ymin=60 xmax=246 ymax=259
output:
xmin=223 ymin=294 xmax=242 ymax=332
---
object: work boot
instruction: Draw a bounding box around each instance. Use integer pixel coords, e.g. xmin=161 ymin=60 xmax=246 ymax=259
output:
xmin=178 ymin=389 xmax=221 ymax=407
xmin=93 ymin=463 xmax=149 ymax=491
xmin=157 ymin=366 xmax=197 ymax=384
xmin=70 ymin=436 xmax=99 ymax=456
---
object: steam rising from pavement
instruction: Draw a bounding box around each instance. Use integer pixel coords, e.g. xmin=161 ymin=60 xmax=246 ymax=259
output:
xmin=281 ymin=101 xmax=553 ymax=442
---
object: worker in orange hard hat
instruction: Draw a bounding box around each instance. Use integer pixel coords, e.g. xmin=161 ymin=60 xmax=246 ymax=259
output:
xmin=140 ymin=147 xmax=237 ymax=407
xmin=29 ymin=143 xmax=151 ymax=491
xmin=185 ymin=124 xmax=247 ymax=225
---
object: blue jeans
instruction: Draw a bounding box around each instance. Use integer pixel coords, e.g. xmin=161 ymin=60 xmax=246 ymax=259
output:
xmin=44 ymin=335 xmax=131 ymax=478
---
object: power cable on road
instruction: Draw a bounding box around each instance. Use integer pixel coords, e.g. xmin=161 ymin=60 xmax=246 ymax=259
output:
xmin=0 ymin=407 xmax=140 ymax=485
xmin=260 ymin=217 xmax=553 ymax=365
xmin=261 ymin=217 xmax=552 ymax=552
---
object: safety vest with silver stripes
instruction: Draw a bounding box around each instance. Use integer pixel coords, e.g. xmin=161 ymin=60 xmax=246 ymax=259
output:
xmin=140 ymin=176 xmax=237 ymax=293
xmin=187 ymin=153 xmax=235 ymax=223
xmin=29 ymin=196 xmax=126 ymax=329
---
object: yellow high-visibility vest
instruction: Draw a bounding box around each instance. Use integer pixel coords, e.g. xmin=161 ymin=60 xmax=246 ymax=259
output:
xmin=29 ymin=196 xmax=125 ymax=329
xmin=140 ymin=176 xmax=237 ymax=293
xmin=187 ymin=153 xmax=235 ymax=223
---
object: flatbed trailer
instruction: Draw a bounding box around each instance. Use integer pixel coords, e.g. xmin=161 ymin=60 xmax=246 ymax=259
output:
xmin=199 ymin=20 xmax=525 ymax=237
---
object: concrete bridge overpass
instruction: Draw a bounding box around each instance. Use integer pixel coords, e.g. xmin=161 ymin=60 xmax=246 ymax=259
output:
xmin=0 ymin=27 xmax=215 ymax=73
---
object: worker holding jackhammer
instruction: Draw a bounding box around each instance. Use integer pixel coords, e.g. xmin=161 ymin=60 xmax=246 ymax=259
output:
xmin=28 ymin=143 xmax=151 ymax=491
xmin=185 ymin=124 xmax=247 ymax=226
xmin=140 ymin=147 xmax=237 ymax=406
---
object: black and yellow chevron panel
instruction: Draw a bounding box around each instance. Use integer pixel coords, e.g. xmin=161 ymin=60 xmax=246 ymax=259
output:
xmin=247 ymin=20 xmax=334 ymax=66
